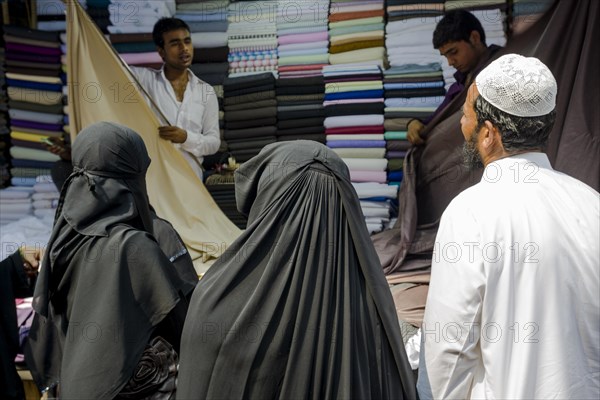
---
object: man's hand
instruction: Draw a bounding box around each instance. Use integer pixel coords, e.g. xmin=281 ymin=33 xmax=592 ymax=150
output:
xmin=45 ymin=137 xmax=72 ymax=161
xmin=19 ymin=246 xmax=44 ymax=278
xmin=159 ymin=126 xmax=187 ymax=144
xmin=407 ymin=119 xmax=426 ymax=145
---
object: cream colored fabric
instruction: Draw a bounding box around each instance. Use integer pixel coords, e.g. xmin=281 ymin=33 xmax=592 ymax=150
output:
xmin=329 ymin=47 xmax=385 ymax=65
xmin=66 ymin=1 xmax=241 ymax=271
xmin=6 ymin=73 xmax=63 ymax=84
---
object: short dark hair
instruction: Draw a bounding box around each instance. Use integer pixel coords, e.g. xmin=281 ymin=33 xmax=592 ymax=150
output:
xmin=152 ymin=18 xmax=190 ymax=48
xmin=474 ymin=95 xmax=556 ymax=152
xmin=433 ymin=10 xmax=486 ymax=49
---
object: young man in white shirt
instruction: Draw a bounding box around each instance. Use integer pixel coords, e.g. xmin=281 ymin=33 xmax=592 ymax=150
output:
xmin=418 ymin=54 xmax=600 ymax=399
xmin=131 ymin=18 xmax=220 ymax=180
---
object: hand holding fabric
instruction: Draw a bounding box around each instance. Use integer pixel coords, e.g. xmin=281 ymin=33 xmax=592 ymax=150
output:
xmin=407 ymin=119 xmax=426 ymax=145
xmin=158 ymin=126 xmax=187 ymax=144
xmin=45 ymin=137 xmax=72 ymax=161
xmin=19 ymin=246 xmax=44 ymax=278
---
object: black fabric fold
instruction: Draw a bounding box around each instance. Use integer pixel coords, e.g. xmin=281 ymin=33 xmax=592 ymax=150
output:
xmin=223 ymin=106 xmax=277 ymax=122
xmin=276 ymin=76 xmax=324 ymax=87
xmin=3 ymin=25 xmax=61 ymax=42
xmin=224 ymin=98 xmax=277 ymax=111
xmin=223 ymin=72 xmax=276 ymax=92
xmin=224 ymin=83 xmax=275 ymax=97
xmin=225 ymin=117 xmax=277 ymax=130
xmin=224 ymin=125 xmax=277 ymax=141
xmin=276 ymin=126 xmax=325 ymax=136
xmin=275 ymin=85 xmax=325 ymax=96
xmin=324 ymin=102 xmax=385 ymax=117
xmin=278 ymin=108 xmax=325 ymax=120
xmin=277 ymin=117 xmax=325 ymax=129
xmin=227 ymin=136 xmax=277 ymax=151
xmin=276 ymin=133 xmax=326 ymax=142
xmin=384 ymin=87 xmax=446 ymax=98
xmin=192 ymin=46 xmax=229 ymax=63
xmin=223 ymin=90 xmax=276 ymax=106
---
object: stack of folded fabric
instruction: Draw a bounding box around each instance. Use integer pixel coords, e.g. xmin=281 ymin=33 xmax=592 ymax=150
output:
xmin=108 ymin=0 xmax=176 ymax=67
xmin=4 ymin=25 xmax=63 ymax=190
xmin=383 ymin=63 xmax=445 ymax=185
xmin=182 ymin=0 xmax=230 ymax=87
xmin=199 ymin=84 xmax=229 ymax=171
xmin=36 ymin=0 xmax=87 ymax=32
xmin=84 ymin=0 xmax=111 ymax=33
xmin=0 ymin=191 xmax=54 ymax=255
xmin=0 ymin=187 xmax=33 ymax=226
xmin=385 ymin=3 xmax=443 ymax=70
xmin=227 ymin=1 xmax=278 ymax=77
xmin=441 ymin=7 xmax=507 ymax=91
xmin=276 ymin=0 xmax=330 ymax=79
xmin=109 ymin=32 xmax=161 ymax=69
xmin=59 ymin=32 xmax=72 ymax=147
xmin=177 ymin=1 xmax=231 ymax=168
xmin=352 ymin=182 xmax=398 ymax=234
xmin=511 ymin=0 xmax=554 ymax=35
xmin=203 ymin=176 xmax=248 ymax=229
xmin=323 ymin=64 xmax=386 ymax=183
xmin=31 ymin=176 xmax=60 ymax=220
xmin=275 ymin=76 xmax=325 ymax=143
xmin=1 ymin=40 xmax=8 ymax=188
xmin=323 ymin=64 xmax=396 ymax=232
xmin=384 ymin=3 xmax=445 ymax=185
xmin=328 ymin=0 xmax=386 ymax=68
xmin=222 ymin=72 xmax=277 ymax=162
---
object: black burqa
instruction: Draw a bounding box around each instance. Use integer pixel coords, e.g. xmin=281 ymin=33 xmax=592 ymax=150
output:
xmin=0 ymin=251 xmax=34 ymax=400
xmin=25 ymin=122 xmax=193 ymax=399
xmin=177 ymin=141 xmax=416 ymax=399
xmin=373 ymin=0 xmax=599 ymax=276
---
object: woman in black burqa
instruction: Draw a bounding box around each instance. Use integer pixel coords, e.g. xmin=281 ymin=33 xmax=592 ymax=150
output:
xmin=177 ymin=140 xmax=417 ymax=399
xmin=26 ymin=121 xmax=196 ymax=399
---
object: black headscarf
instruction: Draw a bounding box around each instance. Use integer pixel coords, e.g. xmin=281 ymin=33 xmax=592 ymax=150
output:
xmin=27 ymin=122 xmax=189 ymax=399
xmin=177 ymin=141 xmax=416 ymax=399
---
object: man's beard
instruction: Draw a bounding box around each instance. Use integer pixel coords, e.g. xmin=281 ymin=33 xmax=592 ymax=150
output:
xmin=462 ymin=130 xmax=484 ymax=170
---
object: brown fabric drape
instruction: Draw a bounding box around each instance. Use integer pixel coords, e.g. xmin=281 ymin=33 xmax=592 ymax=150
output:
xmin=505 ymin=0 xmax=599 ymax=190
xmin=329 ymin=9 xmax=385 ymax=23
xmin=329 ymin=39 xmax=385 ymax=54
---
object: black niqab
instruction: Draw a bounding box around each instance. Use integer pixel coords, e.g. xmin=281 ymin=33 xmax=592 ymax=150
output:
xmin=26 ymin=122 xmax=189 ymax=399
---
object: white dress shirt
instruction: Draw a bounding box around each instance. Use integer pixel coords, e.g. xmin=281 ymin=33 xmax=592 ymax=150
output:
xmin=131 ymin=66 xmax=220 ymax=178
xmin=418 ymin=152 xmax=600 ymax=399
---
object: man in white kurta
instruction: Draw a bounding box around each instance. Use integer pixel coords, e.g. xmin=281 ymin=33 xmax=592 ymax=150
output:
xmin=130 ymin=18 xmax=220 ymax=179
xmin=418 ymin=54 xmax=600 ymax=399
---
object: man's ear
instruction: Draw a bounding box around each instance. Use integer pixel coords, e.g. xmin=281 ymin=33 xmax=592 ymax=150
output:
xmin=481 ymin=120 xmax=503 ymax=151
xmin=157 ymin=46 xmax=165 ymax=60
xmin=469 ymin=30 xmax=481 ymax=46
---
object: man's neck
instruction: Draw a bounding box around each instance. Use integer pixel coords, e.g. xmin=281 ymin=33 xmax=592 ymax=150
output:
xmin=461 ymin=44 xmax=493 ymax=85
xmin=164 ymin=65 xmax=188 ymax=82
xmin=484 ymin=149 xmax=543 ymax=167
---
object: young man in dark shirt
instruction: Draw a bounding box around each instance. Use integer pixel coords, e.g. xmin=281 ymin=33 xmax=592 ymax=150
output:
xmin=408 ymin=9 xmax=502 ymax=145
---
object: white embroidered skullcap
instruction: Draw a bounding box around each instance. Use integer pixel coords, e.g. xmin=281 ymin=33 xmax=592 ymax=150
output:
xmin=476 ymin=54 xmax=557 ymax=117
